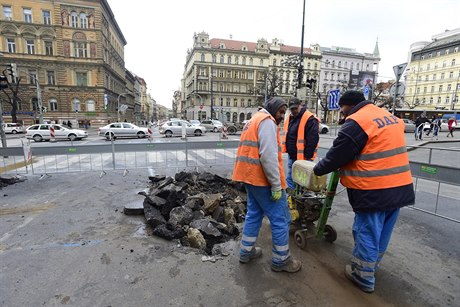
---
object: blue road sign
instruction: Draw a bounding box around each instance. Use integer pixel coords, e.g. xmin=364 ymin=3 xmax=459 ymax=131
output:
xmin=328 ymin=89 xmax=340 ymax=110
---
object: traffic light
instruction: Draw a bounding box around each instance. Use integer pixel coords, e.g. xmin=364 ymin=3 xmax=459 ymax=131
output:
xmin=6 ymin=63 xmax=18 ymax=83
xmin=306 ymin=78 xmax=316 ymax=89
xmin=0 ymin=75 xmax=8 ymax=90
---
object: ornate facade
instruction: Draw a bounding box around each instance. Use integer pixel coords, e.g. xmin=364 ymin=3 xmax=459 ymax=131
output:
xmin=0 ymin=0 xmax=128 ymax=127
xmin=182 ymin=32 xmax=321 ymax=123
xmin=405 ymin=28 xmax=460 ymax=111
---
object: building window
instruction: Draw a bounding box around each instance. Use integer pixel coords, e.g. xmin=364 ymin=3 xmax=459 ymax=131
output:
xmin=26 ymin=39 xmax=35 ymax=54
xmin=86 ymin=99 xmax=95 ymax=111
xmin=43 ymin=10 xmax=51 ymax=24
xmin=423 ymin=87 xmax=427 ymax=93
xmin=23 ymin=8 xmax=32 ymax=23
xmin=227 ymin=56 xmax=231 ymax=64
xmin=446 ymin=96 xmax=450 ymax=104
xmin=427 ymin=63 xmax=430 ymax=70
xmin=439 ymin=85 xmax=443 ymax=92
xmin=242 ymin=57 xmax=246 ymax=65
xmin=79 ymin=13 xmax=87 ymax=28
xmin=431 ymin=86 xmax=434 ymax=93
xmin=74 ymin=42 xmax=87 ymax=57
xmin=200 ymin=53 xmax=205 ymax=62
xmin=235 ymin=56 xmax=239 ymax=64
xmin=452 ymin=59 xmax=456 ymax=66
xmin=449 ymin=71 xmax=454 ymax=78
xmin=212 ymin=54 xmax=216 ymax=63
xmin=6 ymin=38 xmax=15 ymax=53
xmin=76 ymin=72 xmax=87 ymax=86
xmin=443 ymin=61 xmax=447 ymax=68
xmin=29 ymin=70 xmax=37 ymax=84
xmin=71 ymin=12 xmax=78 ymax=27
xmin=44 ymin=41 xmax=53 ymax=55
xmin=220 ymin=55 xmax=224 ymax=63
xmin=425 ymin=75 xmax=429 ymax=81
xmin=32 ymin=98 xmax=39 ymax=111
xmin=437 ymin=97 xmax=441 ymax=104
xmin=432 ymin=74 xmax=436 ymax=81
xmin=3 ymin=6 xmax=12 ymax=20
xmin=430 ymin=97 xmax=433 ymax=104
xmin=441 ymin=73 xmax=445 ymax=79
xmin=47 ymin=71 xmax=55 ymax=85
xmin=447 ymin=84 xmax=452 ymax=91
xmin=249 ymin=58 xmax=253 ymax=66
xmin=356 ymin=63 xmax=360 ymax=70
xmin=73 ymin=98 xmax=81 ymax=112
xmin=49 ymin=99 xmax=58 ymax=111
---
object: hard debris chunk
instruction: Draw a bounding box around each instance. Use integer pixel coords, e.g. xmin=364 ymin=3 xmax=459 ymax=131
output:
xmin=157 ymin=177 xmax=174 ymax=189
xmin=189 ymin=218 xmax=222 ymax=239
xmin=152 ymin=223 xmax=185 ymax=240
xmin=123 ymin=201 xmax=145 ymax=215
xmin=185 ymin=194 xmax=204 ymax=211
xmin=169 ymin=206 xmax=194 ymax=226
xmin=187 ymin=228 xmax=206 ymax=249
xmin=149 ymin=174 xmax=166 ymax=183
xmin=202 ymin=193 xmax=223 ymax=215
xmin=143 ymin=202 xmax=166 ymax=228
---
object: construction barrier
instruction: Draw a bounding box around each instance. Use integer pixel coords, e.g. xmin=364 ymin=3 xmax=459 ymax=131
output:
xmin=148 ymin=127 xmax=153 ymax=140
xmin=221 ymin=126 xmax=228 ymax=139
xmin=50 ymin=126 xmax=56 ymax=142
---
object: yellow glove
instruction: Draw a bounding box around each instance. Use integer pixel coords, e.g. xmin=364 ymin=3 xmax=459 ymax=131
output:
xmin=271 ymin=190 xmax=282 ymax=201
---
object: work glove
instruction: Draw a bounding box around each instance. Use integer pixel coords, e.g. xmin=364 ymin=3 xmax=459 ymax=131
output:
xmin=271 ymin=189 xmax=282 ymax=201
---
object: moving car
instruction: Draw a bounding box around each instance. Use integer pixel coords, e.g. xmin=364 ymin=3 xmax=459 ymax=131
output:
xmin=2 ymin=123 xmax=24 ymax=134
xmin=159 ymin=120 xmax=206 ymax=137
xmin=98 ymin=122 xmax=149 ymax=140
xmin=402 ymin=119 xmax=416 ymax=133
xmin=200 ymin=120 xmax=223 ymax=132
xmin=26 ymin=124 xmax=88 ymax=142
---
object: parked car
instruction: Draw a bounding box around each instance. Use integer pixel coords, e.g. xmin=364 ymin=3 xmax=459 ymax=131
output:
xmin=189 ymin=120 xmax=203 ymax=127
xmin=402 ymin=119 xmax=416 ymax=133
xmin=98 ymin=122 xmax=149 ymax=140
xmin=200 ymin=120 xmax=223 ymax=132
xmin=26 ymin=124 xmax=88 ymax=142
xmin=319 ymin=123 xmax=330 ymax=134
xmin=2 ymin=123 xmax=24 ymax=134
xmin=159 ymin=120 xmax=206 ymax=137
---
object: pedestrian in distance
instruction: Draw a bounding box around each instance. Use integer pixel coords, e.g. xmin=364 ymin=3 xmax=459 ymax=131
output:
xmin=232 ymin=97 xmax=302 ymax=273
xmin=414 ymin=114 xmax=429 ymax=140
xmin=447 ymin=116 xmax=457 ymax=137
xmin=431 ymin=116 xmax=441 ymax=140
xmin=313 ymin=90 xmax=415 ymax=293
xmin=67 ymin=120 xmax=72 ymax=128
xmin=426 ymin=115 xmax=436 ymax=136
xmin=281 ymin=97 xmax=320 ymax=192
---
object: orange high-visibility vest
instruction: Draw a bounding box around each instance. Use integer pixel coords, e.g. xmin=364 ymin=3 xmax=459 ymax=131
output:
xmin=281 ymin=110 xmax=319 ymax=160
xmin=339 ymin=104 xmax=413 ymax=190
xmin=232 ymin=111 xmax=287 ymax=189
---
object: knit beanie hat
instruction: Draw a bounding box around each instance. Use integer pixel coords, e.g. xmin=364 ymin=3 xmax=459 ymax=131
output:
xmin=338 ymin=90 xmax=365 ymax=106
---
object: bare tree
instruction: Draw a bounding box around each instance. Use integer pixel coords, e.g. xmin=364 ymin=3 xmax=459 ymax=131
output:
xmin=0 ymin=72 xmax=22 ymax=123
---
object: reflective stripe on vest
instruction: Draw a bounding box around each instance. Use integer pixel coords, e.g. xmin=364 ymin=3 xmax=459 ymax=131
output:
xmin=232 ymin=111 xmax=287 ymax=189
xmin=340 ymin=104 xmax=413 ymax=190
xmin=281 ymin=110 xmax=319 ymax=160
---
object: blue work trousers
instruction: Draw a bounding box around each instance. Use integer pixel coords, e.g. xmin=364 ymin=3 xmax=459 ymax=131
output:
xmin=286 ymin=157 xmax=295 ymax=190
xmin=350 ymin=208 xmax=400 ymax=291
xmin=240 ymin=184 xmax=291 ymax=266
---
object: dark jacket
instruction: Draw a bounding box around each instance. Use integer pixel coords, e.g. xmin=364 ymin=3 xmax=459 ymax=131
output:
xmin=313 ymin=101 xmax=415 ymax=212
xmin=285 ymin=107 xmax=319 ymax=160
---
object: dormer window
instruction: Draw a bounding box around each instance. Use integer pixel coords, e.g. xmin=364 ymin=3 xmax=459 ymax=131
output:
xmin=219 ymin=43 xmax=225 ymax=49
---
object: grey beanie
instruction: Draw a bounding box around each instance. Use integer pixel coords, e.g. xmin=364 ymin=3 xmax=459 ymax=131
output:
xmin=263 ymin=97 xmax=288 ymax=118
xmin=338 ymin=90 xmax=365 ymax=106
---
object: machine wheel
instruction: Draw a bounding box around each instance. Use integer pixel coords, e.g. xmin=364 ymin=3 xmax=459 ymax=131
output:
xmin=165 ymin=130 xmax=173 ymax=137
xmin=68 ymin=134 xmax=77 ymax=141
xmin=324 ymin=224 xmax=337 ymax=243
xmin=294 ymin=230 xmax=308 ymax=249
xmin=194 ymin=129 xmax=202 ymax=136
xmin=137 ymin=131 xmax=145 ymax=138
xmin=213 ymin=127 xmax=218 ymax=132
xmin=105 ymin=132 xmax=115 ymax=140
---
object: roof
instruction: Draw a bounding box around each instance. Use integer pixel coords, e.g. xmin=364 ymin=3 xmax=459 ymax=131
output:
xmin=209 ymin=38 xmax=312 ymax=54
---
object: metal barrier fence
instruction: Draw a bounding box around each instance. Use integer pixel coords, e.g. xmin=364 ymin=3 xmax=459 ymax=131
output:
xmin=1 ymin=141 xmax=459 ymax=222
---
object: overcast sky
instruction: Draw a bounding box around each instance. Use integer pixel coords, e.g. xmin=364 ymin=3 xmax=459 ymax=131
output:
xmin=107 ymin=0 xmax=459 ymax=108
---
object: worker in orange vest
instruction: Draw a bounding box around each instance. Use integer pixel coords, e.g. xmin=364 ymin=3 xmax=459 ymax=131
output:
xmin=313 ymin=90 xmax=415 ymax=293
xmin=281 ymin=97 xmax=319 ymax=190
xmin=232 ymin=97 xmax=302 ymax=273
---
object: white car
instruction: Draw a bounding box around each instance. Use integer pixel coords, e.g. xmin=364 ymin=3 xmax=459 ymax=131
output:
xmin=200 ymin=120 xmax=223 ymax=132
xmin=319 ymin=123 xmax=330 ymax=134
xmin=26 ymin=124 xmax=88 ymax=142
xmin=98 ymin=122 xmax=149 ymax=140
xmin=2 ymin=123 xmax=24 ymax=134
xmin=159 ymin=120 xmax=206 ymax=137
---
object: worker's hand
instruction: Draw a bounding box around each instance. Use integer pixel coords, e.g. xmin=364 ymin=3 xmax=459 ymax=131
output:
xmin=271 ymin=189 xmax=282 ymax=201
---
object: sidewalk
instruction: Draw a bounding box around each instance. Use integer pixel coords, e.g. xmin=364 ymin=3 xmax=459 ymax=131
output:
xmin=0 ymin=168 xmax=459 ymax=306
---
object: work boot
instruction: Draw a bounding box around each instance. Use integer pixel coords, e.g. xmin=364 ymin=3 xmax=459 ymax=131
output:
xmin=239 ymin=247 xmax=262 ymax=263
xmin=271 ymin=258 xmax=302 ymax=273
xmin=344 ymin=265 xmax=374 ymax=293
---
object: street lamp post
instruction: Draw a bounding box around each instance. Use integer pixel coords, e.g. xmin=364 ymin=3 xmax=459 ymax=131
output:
xmin=117 ymin=92 xmax=128 ymax=122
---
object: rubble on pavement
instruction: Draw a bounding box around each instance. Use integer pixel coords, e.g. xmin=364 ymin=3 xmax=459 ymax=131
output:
xmin=134 ymin=171 xmax=247 ymax=255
